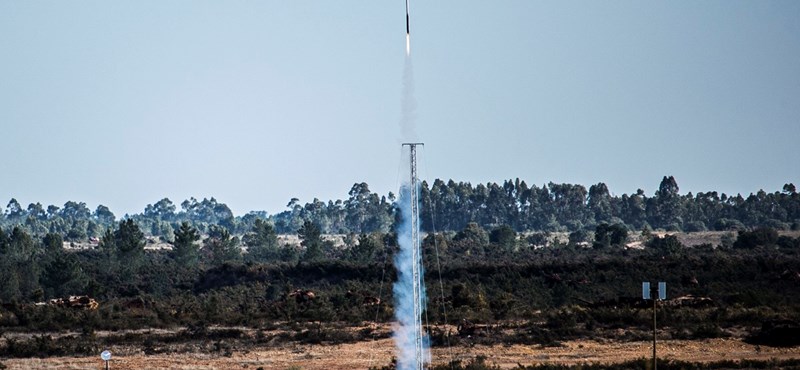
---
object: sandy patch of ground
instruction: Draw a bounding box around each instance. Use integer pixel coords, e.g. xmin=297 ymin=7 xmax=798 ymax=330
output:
xmin=3 ymin=337 xmax=799 ymax=370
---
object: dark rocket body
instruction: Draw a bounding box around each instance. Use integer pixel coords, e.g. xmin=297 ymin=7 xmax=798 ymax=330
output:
xmin=404 ymin=0 xmax=411 ymax=55
xmin=405 ymin=0 xmax=410 ymax=35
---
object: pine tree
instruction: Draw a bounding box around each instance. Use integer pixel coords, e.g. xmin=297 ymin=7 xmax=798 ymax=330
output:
xmin=172 ymin=222 xmax=201 ymax=266
xmin=299 ymin=221 xmax=324 ymax=263
xmin=243 ymin=219 xmax=278 ymax=263
xmin=203 ymin=225 xmax=240 ymax=265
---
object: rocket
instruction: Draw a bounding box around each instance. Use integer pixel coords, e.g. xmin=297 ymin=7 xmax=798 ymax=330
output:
xmin=405 ymin=0 xmax=411 ymax=55
xmin=405 ymin=0 xmax=410 ymax=34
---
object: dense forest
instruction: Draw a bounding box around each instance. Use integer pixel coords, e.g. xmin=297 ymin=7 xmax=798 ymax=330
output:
xmin=1 ymin=177 xmax=798 ymax=241
xmin=0 ymin=215 xmax=799 ymax=347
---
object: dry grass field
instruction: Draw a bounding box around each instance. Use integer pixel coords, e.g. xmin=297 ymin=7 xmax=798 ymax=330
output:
xmin=3 ymin=327 xmax=799 ymax=370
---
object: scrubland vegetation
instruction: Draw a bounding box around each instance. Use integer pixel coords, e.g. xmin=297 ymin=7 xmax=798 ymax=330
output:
xmin=0 ymin=176 xmax=798 ymax=366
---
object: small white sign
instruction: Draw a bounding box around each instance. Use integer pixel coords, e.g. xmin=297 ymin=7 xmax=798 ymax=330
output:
xmin=101 ymin=350 xmax=112 ymax=361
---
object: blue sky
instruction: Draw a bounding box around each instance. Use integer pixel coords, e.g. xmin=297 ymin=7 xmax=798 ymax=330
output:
xmin=1 ymin=1 xmax=798 ymax=216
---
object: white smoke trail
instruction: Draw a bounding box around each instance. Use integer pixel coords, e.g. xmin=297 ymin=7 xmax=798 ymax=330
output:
xmin=400 ymin=56 xmax=417 ymax=142
xmin=393 ymin=180 xmax=429 ymax=370
xmin=393 ymin=54 xmax=429 ymax=370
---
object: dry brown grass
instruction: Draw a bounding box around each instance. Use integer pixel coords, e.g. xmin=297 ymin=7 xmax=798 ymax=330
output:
xmin=3 ymin=333 xmax=800 ymax=370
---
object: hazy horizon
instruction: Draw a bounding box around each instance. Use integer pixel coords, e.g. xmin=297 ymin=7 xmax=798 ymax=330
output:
xmin=1 ymin=174 xmax=796 ymax=218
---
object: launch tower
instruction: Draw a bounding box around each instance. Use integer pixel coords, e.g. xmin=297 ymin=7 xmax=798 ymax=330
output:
xmin=402 ymin=142 xmax=424 ymax=370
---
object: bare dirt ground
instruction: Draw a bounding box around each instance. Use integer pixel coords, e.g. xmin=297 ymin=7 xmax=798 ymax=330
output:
xmin=4 ymin=336 xmax=799 ymax=370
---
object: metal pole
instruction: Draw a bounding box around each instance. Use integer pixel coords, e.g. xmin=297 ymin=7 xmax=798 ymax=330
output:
xmin=105 ymin=360 xmax=109 ymax=370
xmin=404 ymin=143 xmax=424 ymax=370
xmin=411 ymin=144 xmax=422 ymax=370
xmin=652 ymin=287 xmax=657 ymax=370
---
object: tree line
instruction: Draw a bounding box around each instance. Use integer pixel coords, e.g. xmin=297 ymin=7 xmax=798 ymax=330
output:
xmin=421 ymin=177 xmax=799 ymax=233
xmin=1 ymin=177 xmax=798 ymax=241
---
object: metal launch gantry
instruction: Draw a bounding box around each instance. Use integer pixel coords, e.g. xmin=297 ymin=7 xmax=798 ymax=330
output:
xmin=402 ymin=142 xmax=424 ymax=370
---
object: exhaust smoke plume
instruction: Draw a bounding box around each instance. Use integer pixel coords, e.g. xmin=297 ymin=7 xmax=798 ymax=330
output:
xmin=393 ymin=180 xmax=428 ymax=370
